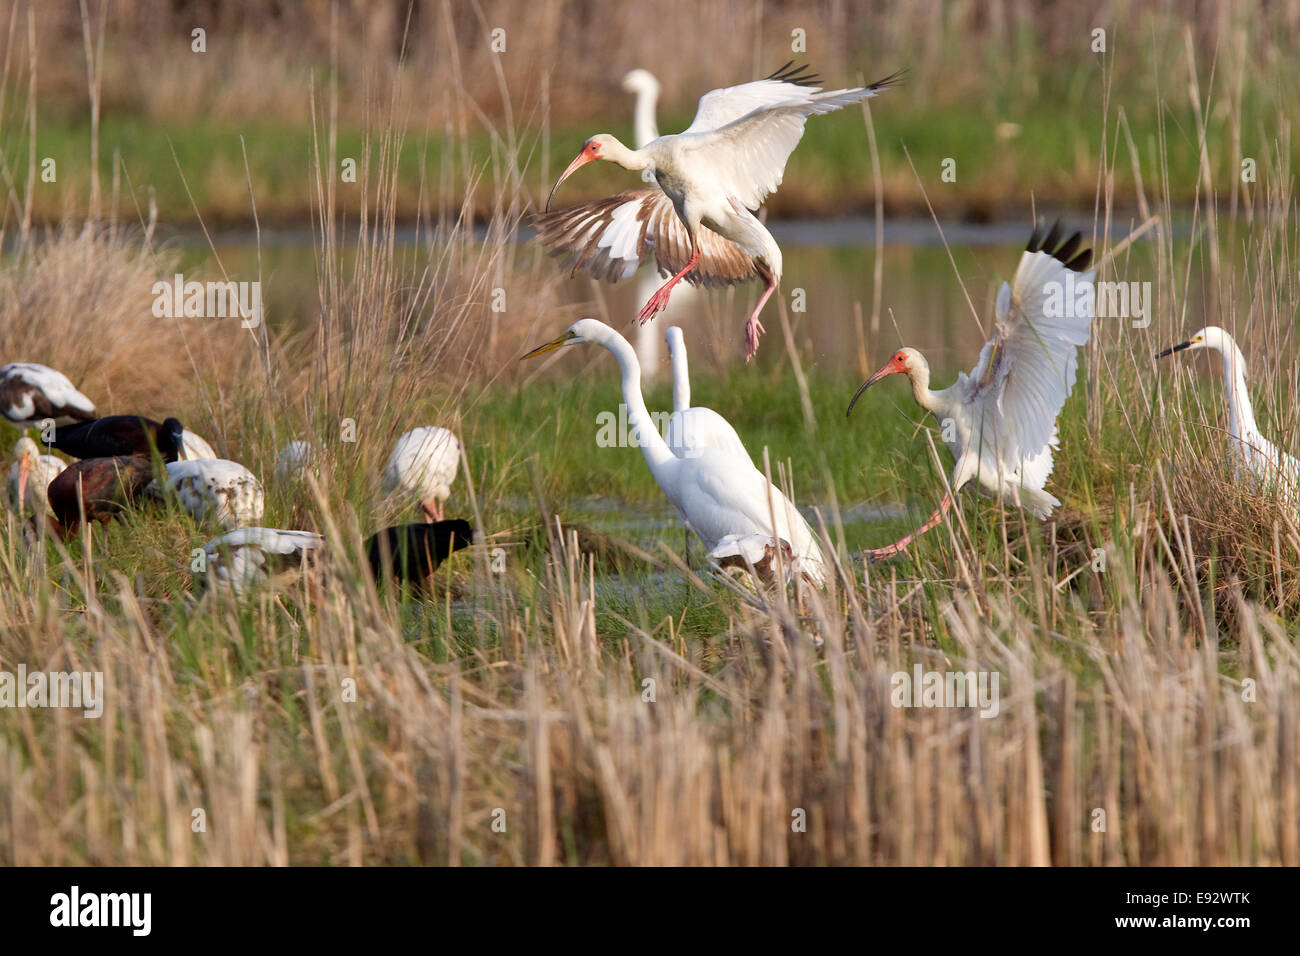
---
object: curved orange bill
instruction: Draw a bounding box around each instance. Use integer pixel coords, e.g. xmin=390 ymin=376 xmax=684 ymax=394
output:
xmin=17 ymin=455 xmax=30 ymax=514
xmin=845 ymin=363 xmax=899 ymax=417
xmin=545 ymin=151 xmax=596 ymax=212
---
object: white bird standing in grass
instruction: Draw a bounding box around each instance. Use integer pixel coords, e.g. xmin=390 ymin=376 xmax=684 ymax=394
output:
xmin=664 ymin=325 xmax=752 ymax=464
xmin=382 ymin=427 xmax=461 ymax=522
xmin=847 ymin=222 xmax=1095 ymax=559
xmin=155 ymin=458 xmax=265 ymax=530
xmin=537 ymin=62 xmax=901 ymax=360
xmin=1156 ymin=326 xmax=1300 ymax=496
xmin=0 ymin=362 xmax=95 ymax=426
xmin=201 ymin=527 xmax=325 ymax=596
xmin=8 ymin=436 xmax=64 ymax=516
xmin=523 ymin=318 xmax=825 ymax=587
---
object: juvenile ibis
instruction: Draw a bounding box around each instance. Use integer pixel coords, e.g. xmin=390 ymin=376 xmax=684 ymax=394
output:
xmin=847 ymin=222 xmax=1095 ymax=559
xmin=52 ymin=415 xmax=185 ymax=462
xmin=1156 ymin=326 xmax=1300 ymax=496
xmin=523 ymin=318 xmax=825 ymax=587
xmin=46 ymin=456 xmax=155 ymax=534
xmin=366 ymin=519 xmax=474 ymax=589
xmin=0 ymin=362 xmax=95 ymax=426
xmin=8 ymin=436 xmax=65 ymax=516
xmin=537 ymin=62 xmax=900 ymax=360
xmin=381 ymin=427 xmax=461 ymax=522
xmin=201 ymin=527 xmax=326 ymax=596
xmin=154 ymin=458 xmax=265 ymax=530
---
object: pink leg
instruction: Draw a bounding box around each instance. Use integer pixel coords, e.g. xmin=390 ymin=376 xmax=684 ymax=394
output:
xmin=743 ymin=274 xmax=778 ymax=362
xmin=864 ymin=493 xmax=954 ymax=561
xmin=421 ymin=501 xmax=441 ymax=523
xmin=638 ymin=248 xmax=702 ymax=324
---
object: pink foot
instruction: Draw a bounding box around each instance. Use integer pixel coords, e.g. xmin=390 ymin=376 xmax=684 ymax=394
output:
xmin=638 ymin=285 xmax=675 ymax=324
xmin=863 ymin=541 xmax=910 ymax=562
xmin=744 ymin=316 xmax=766 ymax=362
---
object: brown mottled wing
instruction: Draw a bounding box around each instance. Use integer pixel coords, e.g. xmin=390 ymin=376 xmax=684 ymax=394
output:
xmin=532 ymin=189 xmax=758 ymax=288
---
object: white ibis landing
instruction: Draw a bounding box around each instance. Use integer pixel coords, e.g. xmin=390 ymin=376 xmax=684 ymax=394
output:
xmin=381 ymin=427 xmax=461 ymax=522
xmin=155 ymin=458 xmax=266 ymax=530
xmin=847 ymin=221 xmax=1096 ymax=560
xmin=1156 ymin=326 xmax=1300 ymax=497
xmin=0 ymin=362 xmax=95 ymax=426
xmin=537 ymin=62 xmax=901 ymax=360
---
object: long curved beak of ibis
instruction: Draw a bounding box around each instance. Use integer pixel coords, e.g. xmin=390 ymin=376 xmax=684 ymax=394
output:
xmin=545 ymin=151 xmax=596 ymax=211
xmin=1155 ymin=340 xmax=1193 ymax=359
xmin=845 ymin=363 xmax=898 ymax=417
xmin=521 ymin=329 xmax=578 ymax=361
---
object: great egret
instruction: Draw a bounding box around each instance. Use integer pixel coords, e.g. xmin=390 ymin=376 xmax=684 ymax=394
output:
xmin=155 ymin=458 xmax=265 ymax=530
xmin=1156 ymin=325 xmax=1300 ymax=496
xmin=522 ymin=318 xmax=825 ymax=586
xmin=52 ymin=415 xmax=185 ymax=462
xmin=663 ymin=325 xmax=751 ymax=463
xmin=8 ymin=436 xmax=64 ymax=516
xmin=847 ymin=222 xmax=1095 ymax=559
xmin=366 ymin=519 xmax=474 ymax=589
xmin=0 ymin=362 xmax=95 ymax=426
xmin=539 ymin=62 xmax=901 ymax=360
xmin=381 ymin=427 xmax=461 ymax=522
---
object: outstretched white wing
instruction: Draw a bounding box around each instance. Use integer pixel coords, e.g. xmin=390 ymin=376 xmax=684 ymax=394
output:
xmin=679 ymin=67 xmax=901 ymax=211
xmin=960 ymin=221 xmax=1095 ymax=480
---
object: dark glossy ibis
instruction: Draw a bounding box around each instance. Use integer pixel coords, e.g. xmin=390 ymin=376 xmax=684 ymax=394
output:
xmin=51 ymin=415 xmax=185 ymax=463
xmin=365 ymin=519 xmax=473 ymax=588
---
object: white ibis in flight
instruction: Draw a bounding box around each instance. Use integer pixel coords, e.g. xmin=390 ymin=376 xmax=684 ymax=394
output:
xmin=0 ymin=362 xmax=95 ymax=426
xmin=201 ymin=527 xmax=326 ymax=596
xmin=46 ymin=456 xmax=155 ymax=536
xmin=522 ymin=318 xmax=826 ymax=587
xmin=381 ymin=427 xmax=461 ymax=522
xmin=536 ymin=62 xmax=901 ymax=360
xmin=52 ymin=415 xmax=186 ymax=462
xmin=366 ymin=519 xmax=474 ymax=590
xmin=154 ymin=458 xmax=266 ymax=530
xmin=847 ymin=221 xmax=1096 ymax=560
xmin=8 ymin=436 xmax=65 ymax=517
xmin=1156 ymin=326 xmax=1300 ymax=497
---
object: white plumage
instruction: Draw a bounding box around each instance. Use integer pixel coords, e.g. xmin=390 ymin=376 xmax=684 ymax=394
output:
xmin=156 ymin=458 xmax=265 ymax=530
xmin=275 ymin=440 xmax=316 ymax=481
xmin=202 ymin=527 xmax=325 ymax=595
xmin=542 ymin=63 xmax=900 ymax=360
xmin=178 ymin=429 xmax=218 ymax=461
xmin=1156 ymin=325 xmax=1300 ymax=498
xmin=382 ymin=427 xmax=461 ymax=522
xmin=523 ymin=318 xmax=825 ymax=588
xmin=0 ymin=362 xmax=95 ymax=425
xmin=848 ymin=222 xmax=1095 ymax=558
xmin=663 ymin=326 xmax=752 ymax=464
xmin=8 ymin=436 xmax=65 ymax=517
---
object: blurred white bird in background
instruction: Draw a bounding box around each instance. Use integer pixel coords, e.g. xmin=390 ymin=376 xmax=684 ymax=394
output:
xmin=275 ymin=440 xmax=317 ymax=482
xmin=201 ymin=527 xmax=325 ymax=596
xmin=848 ymin=221 xmax=1095 ymax=559
xmin=382 ymin=427 xmax=461 ymax=522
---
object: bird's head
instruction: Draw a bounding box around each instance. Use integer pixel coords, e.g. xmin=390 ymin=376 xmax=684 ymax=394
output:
xmin=546 ymin=134 xmax=623 ymax=211
xmin=520 ymin=318 xmax=611 ymax=360
xmin=846 ymin=347 xmax=927 ymax=416
xmin=159 ymin=417 xmax=186 ymax=460
xmin=621 ymin=68 xmax=660 ymax=97
xmin=12 ymin=436 xmax=40 ymax=514
xmin=1155 ymin=326 xmax=1233 ymax=360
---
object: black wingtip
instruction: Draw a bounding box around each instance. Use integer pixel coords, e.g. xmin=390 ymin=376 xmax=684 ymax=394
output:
xmin=867 ymin=67 xmax=908 ymax=92
xmin=1027 ymin=219 xmax=1092 ymax=273
xmin=767 ymin=61 xmax=822 ymax=87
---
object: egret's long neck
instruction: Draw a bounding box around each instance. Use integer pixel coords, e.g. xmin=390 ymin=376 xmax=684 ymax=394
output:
xmin=1218 ymin=342 xmax=1260 ymax=440
xmin=908 ymin=362 xmax=942 ymax=414
xmin=632 ymin=90 xmax=659 ymax=149
xmin=668 ymin=337 xmax=690 ymax=412
xmin=599 ymin=331 xmax=677 ymax=475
